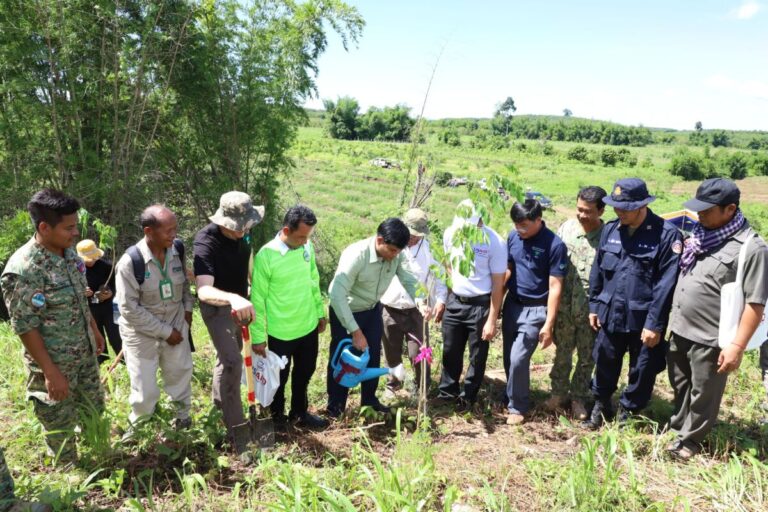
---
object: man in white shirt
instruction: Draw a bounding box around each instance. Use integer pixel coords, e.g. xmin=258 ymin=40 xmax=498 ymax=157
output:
xmin=380 ymin=209 xmax=447 ymax=396
xmin=438 ymin=200 xmax=507 ymax=409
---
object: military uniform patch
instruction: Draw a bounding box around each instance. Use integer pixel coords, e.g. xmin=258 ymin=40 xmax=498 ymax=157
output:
xmin=76 ymin=259 xmax=86 ymax=274
xmin=31 ymin=291 xmax=46 ymax=308
xmin=614 ymin=186 xmax=622 ymax=195
xmin=672 ymin=240 xmax=683 ymax=254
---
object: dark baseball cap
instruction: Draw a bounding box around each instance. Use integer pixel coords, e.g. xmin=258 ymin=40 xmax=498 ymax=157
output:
xmin=683 ymin=178 xmax=740 ymax=212
xmin=602 ymin=178 xmax=656 ymax=211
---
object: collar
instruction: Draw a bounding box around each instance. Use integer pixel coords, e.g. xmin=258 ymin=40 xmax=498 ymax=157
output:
xmin=138 ymin=237 xmax=174 ymax=264
xmin=368 ymin=237 xmax=382 ymax=263
xmin=31 ymin=234 xmax=73 ymax=261
xmin=619 ymin=208 xmax=654 ymax=235
xmin=269 ymin=233 xmax=308 ymax=256
xmin=583 ymin=220 xmax=604 ymax=242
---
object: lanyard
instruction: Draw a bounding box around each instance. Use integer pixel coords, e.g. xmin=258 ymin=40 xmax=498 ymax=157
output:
xmin=151 ymin=249 xmax=172 ymax=280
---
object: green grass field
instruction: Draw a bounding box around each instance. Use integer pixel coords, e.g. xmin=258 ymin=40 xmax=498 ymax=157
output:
xmin=2 ymin=127 xmax=768 ymax=510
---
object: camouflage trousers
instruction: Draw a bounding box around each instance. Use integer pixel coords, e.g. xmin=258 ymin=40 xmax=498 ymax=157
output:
xmin=551 ymin=311 xmax=596 ymax=401
xmin=0 ymin=447 xmax=14 ymax=512
xmin=27 ymin=347 xmax=104 ymax=462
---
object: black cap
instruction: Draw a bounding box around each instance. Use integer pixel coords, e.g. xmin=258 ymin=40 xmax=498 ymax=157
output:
xmin=683 ymin=178 xmax=740 ymax=212
xmin=602 ymin=178 xmax=656 ymax=211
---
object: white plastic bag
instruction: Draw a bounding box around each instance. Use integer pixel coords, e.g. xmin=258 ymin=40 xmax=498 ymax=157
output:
xmin=249 ymin=350 xmax=288 ymax=407
xmin=718 ymin=230 xmax=768 ymax=351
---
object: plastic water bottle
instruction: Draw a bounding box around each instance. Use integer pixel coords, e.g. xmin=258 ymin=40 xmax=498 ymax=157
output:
xmin=112 ymin=302 xmax=121 ymax=324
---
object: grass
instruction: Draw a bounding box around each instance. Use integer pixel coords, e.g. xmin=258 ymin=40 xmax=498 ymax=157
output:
xmin=1 ymin=128 xmax=768 ymax=509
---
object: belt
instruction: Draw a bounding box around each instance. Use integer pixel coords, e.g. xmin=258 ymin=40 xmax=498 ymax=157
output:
xmin=453 ymin=293 xmax=491 ymax=306
xmin=514 ymin=297 xmax=548 ymax=307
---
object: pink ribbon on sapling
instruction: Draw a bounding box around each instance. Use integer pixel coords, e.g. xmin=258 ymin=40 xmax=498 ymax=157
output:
xmin=407 ymin=333 xmax=433 ymax=365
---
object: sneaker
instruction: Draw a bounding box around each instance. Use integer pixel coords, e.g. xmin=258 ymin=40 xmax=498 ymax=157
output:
xmin=571 ymin=400 xmax=588 ymax=420
xmin=293 ymin=412 xmax=330 ymax=429
xmin=668 ymin=441 xmax=700 ymax=461
xmin=506 ymin=413 xmax=525 ymax=425
xmin=543 ymin=395 xmax=567 ymax=412
xmin=582 ymin=400 xmax=614 ymax=430
xmin=9 ymin=501 xmax=53 ymax=512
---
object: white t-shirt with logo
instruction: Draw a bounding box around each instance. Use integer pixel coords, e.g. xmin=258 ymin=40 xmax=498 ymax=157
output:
xmin=443 ymin=224 xmax=507 ymax=297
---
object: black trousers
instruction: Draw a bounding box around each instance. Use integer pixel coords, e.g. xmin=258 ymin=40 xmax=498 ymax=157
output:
xmin=268 ymin=329 xmax=319 ymax=419
xmin=90 ymin=304 xmax=122 ymax=362
xmin=591 ymin=329 xmax=667 ymax=411
xmin=438 ymin=294 xmax=490 ymax=403
xmin=326 ymin=304 xmax=384 ymax=414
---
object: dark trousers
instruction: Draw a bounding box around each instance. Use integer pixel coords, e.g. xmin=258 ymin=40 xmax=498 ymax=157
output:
xmin=90 ymin=304 xmax=122 ymax=362
xmin=502 ymin=299 xmax=547 ymax=414
xmin=591 ymin=329 xmax=667 ymax=411
xmin=382 ymin=305 xmax=428 ymax=391
xmin=268 ymin=329 xmax=319 ymax=419
xmin=667 ymin=332 xmax=728 ymax=445
xmin=326 ymin=304 xmax=384 ymax=413
xmin=438 ymin=294 xmax=490 ymax=403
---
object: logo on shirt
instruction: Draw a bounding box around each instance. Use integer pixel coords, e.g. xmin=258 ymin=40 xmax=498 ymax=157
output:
xmin=637 ymin=243 xmax=657 ymax=250
xmin=31 ymin=291 xmax=46 ymax=308
xmin=75 ymin=259 xmax=86 ymax=274
xmin=145 ymin=271 xmax=151 ymax=279
xmin=672 ymin=241 xmax=683 ymax=254
xmin=474 ymin=247 xmax=488 ymax=258
xmin=531 ymin=246 xmax=545 ymax=259
xmin=173 ymin=266 xmax=183 ymax=273
xmin=608 ymin=238 xmax=621 ymax=245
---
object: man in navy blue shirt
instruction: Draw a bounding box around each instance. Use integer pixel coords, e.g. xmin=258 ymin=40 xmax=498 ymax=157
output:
xmin=584 ymin=178 xmax=682 ymax=429
xmin=503 ymin=199 xmax=568 ymax=425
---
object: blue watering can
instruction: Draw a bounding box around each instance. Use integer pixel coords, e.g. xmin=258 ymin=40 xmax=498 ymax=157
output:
xmin=331 ymin=338 xmax=392 ymax=388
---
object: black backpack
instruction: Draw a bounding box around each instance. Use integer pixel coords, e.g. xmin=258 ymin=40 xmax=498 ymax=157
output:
xmin=125 ymin=238 xmax=195 ymax=352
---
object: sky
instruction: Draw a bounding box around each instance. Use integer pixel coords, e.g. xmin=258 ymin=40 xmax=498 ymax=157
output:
xmin=304 ymin=0 xmax=768 ymax=131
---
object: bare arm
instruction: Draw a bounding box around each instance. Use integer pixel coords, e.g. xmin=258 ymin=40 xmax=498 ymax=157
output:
xmin=482 ymin=272 xmax=506 ymax=341
xmin=196 ymin=274 xmax=254 ymax=323
xmin=540 ymin=276 xmax=563 ymax=349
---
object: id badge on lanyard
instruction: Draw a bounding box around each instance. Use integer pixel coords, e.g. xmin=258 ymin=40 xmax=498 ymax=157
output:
xmin=153 ymin=252 xmax=175 ymax=301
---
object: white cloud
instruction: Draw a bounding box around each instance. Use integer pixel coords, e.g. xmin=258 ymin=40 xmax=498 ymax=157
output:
xmin=732 ymin=1 xmax=761 ymax=19
xmin=705 ymin=74 xmax=768 ymax=100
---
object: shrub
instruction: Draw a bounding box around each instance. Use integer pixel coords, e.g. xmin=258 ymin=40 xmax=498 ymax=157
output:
xmin=711 ymin=130 xmax=731 ymax=147
xmin=567 ymin=145 xmax=589 ymax=162
xmin=435 ymin=171 xmax=453 ymax=187
xmin=600 ymin=148 xmax=618 ymax=166
xmin=752 ymin=153 xmax=768 ymax=176
xmin=722 ymin=153 xmax=748 ymax=180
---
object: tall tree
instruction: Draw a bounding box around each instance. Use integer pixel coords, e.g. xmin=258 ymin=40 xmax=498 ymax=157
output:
xmin=492 ymin=96 xmax=516 ymax=136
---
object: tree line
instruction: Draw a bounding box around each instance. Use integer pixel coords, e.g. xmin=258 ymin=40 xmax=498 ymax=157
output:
xmin=323 ymin=96 xmax=415 ymax=142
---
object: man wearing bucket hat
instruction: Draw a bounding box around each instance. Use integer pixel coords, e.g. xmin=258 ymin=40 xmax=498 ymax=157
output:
xmin=77 ymin=239 xmax=122 ymax=363
xmin=380 ymin=208 xmax=447 ymax=397
xmin=584 ymin=178 xmax=682 ymax=429
xmin=666 ymin=178 xmax=768 ymax=460
xmin=194 ymin=191 xmax=264 ymax=456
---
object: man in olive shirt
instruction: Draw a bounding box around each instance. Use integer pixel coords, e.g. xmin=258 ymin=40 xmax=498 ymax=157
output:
xmin=667 ymin=178 xmax=768 ymax=460
xmin=326 ymin=218 xmax=420 ymax=417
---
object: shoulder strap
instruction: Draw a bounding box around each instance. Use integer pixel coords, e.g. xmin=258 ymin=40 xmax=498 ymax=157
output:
xmin=173 ymin=238 xmax=185 ymax=264
xmin=127 ymin=245 xmax=145 ymax=285
xmin=736 ymin=228 xmax=754 ymax=285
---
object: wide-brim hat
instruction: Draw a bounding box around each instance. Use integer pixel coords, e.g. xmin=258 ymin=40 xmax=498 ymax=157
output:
xmin=602 ymin=178 xmax=656 ymax=211
xmin=209 ymin=191 xmax=265 ymax=231
xmin=403 ymin=208 xmax=429 ymax=236
xmin=76 ymin=239 xmax=104 ymax=263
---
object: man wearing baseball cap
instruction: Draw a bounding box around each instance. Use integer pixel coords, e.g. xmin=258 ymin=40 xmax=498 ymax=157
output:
xmin=584 ymin=178 xmax=682 ymax=429
xmin=194 ymin=191 xmax=264 ymax=457
xmin=380 ymin=208 xmax=447 ymax=397
xmin=667 ymin=178 xmax=768 ymax=460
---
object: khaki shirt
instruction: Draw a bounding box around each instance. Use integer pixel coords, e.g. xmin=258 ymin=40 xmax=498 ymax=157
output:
xmin=1 ymin=236 xmax=95 ymax=368
xmin=115 ymin=238 xmax=193 ymax=342
xmin=329 ymin=237 xmax=419 ymax=333
xmin=557 ymin=219 xmax=603 ymax=318
xmin=669 ymin=223 xmax=768 ymax=347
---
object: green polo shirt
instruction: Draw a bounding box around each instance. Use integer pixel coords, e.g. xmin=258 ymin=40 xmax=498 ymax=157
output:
xmin=249 ymin=236 xmax=325 ymax=344
xmin=328 ymin=236 xmax=419 ymax=333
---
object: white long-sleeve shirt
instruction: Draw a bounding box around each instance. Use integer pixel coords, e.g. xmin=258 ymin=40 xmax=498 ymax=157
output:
xmin=380 ymin=238 xmax=448 ymax=310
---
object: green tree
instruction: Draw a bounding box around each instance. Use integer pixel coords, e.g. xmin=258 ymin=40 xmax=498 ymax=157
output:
xmin=563 ymin=108 xmax=573 ymax=117
xmin=324 ymin=96 xmax=360 ymax=140
xmin=711 ymin=130 xmax=731 ymax=148
xmin=492 ymin=96 xmax=516 ymax=136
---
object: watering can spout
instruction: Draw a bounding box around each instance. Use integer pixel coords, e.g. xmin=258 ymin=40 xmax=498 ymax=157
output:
xmin=359 ymin=367 xmax=390 ymax=382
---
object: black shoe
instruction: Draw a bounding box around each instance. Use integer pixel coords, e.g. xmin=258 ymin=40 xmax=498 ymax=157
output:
xmin=326 ymin=405 xmax=344 ymax=419
xmin=616 ymin=405 xmax=634 ymax=426
xmin=293 ymin=412 xmax=330 ymax=429
xmin=582 ymin=400 xmax=614 ymax=430
xmin=455 ymin=397 xmax=475 ymax=412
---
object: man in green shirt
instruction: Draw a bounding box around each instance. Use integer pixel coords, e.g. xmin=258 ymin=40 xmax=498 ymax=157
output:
xmin=250 ymin=205 xmax=328 ymax=429
xmin=326 ymin=218 xmax=420 ymax=418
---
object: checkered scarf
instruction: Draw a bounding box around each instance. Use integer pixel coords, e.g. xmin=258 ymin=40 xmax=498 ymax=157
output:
xmin=680 ymin=209 xmax=745 ymax=274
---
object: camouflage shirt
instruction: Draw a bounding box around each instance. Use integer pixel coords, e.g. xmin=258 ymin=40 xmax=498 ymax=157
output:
xmin=556 ymin=218 xmax=604 ymax=318
xmin=1 ymin=236 xmax=95 ymax=368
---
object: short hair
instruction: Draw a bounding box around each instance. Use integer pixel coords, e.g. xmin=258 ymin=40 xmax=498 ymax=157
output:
xmin=28 ymin=188 xmax=80 ymax=231
xmin=283 ymin=205 xmax=317 ymax=231
xmin=376 ymin=218 xmax=410 ymax=249
xmin=140 ymin=204 xmax=170 ymax=229
xmin=510 ymin=199 xmax=542 ymax=223
xmin=577 ymin=186 xmax=607 ymax=210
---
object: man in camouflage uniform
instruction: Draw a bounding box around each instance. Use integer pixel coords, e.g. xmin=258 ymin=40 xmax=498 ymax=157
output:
xmin=1 ymin=189 xmax=105 ymax=465
xmin=545 ymin=186 xmax=606 ymax=420
xmin=0 ymin=446 xmax=50 ymax=511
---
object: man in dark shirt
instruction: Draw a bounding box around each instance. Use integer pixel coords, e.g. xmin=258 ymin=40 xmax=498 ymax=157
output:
xmin=194 ymin=191 xmax=264 ymax=457
xmin=585 ymin=178 xmax=681 ymax=429
xmin=77 ymin=239 xmax=122 ymax=363
xmin=503 ymin=199 xmax=568 ymax=425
